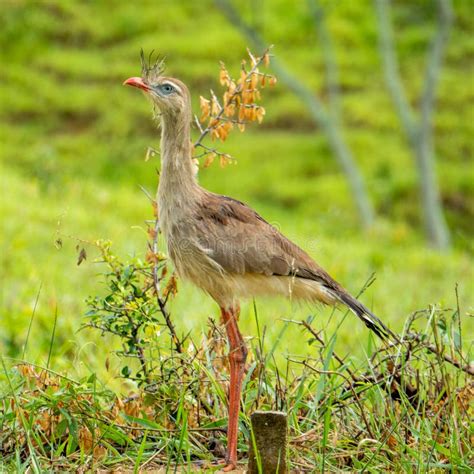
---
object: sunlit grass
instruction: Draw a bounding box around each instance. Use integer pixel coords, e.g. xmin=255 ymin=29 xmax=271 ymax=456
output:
xmin=1 ymin=293 xmax=471 ymax=472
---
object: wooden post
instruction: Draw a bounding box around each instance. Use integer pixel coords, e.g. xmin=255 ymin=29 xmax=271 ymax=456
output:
xmin=248 ymin=410 xmax=287 ymax=473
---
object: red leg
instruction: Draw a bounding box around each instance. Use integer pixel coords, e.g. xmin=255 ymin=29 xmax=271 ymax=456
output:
xmin=220 ymin=305 xmax=247 ymax=471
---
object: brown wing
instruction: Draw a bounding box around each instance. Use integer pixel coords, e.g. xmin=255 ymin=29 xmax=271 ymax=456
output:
xmin=194 ymin=192 xmax=342 ymax=290
xmin=194 ymin=191 xmax=396 ymax=341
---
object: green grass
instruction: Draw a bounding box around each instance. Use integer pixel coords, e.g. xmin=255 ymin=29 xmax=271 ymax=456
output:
xmin=1 ymin=287 xmax=472 ymax=471
xmin=0 ymin=0 xmax=473 ymax=470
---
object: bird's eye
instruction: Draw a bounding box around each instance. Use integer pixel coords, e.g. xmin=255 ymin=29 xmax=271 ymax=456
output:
xmin=160 ymin=83 xmax=175 ymax=95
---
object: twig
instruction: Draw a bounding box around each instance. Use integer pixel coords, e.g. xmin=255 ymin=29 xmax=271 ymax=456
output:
xmin=82 ymin=411 xmax=226 ymax=433
xmin=138 ymin=184 xmax=155 ymax=203
xmin=407 ymin=332 xmax=474 ymax=376
xmin=301 ymin=320 xmax=356 ymax=380
xmin=298 ymin=362 xmax=375 ymax=439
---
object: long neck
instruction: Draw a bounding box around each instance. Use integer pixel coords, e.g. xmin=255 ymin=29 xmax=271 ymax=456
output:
xmin=158 ymin=111 xmax=199 ymax=203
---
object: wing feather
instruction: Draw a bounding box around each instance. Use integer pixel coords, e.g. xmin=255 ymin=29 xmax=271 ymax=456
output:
xmin=195 ymin=192 xmax=318 ymax=277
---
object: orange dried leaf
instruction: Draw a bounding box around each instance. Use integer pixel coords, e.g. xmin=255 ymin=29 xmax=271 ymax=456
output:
xmin=93 ymin=445 xmax=107 ymax=460
xmin=216 ymin=124 xmax=227 ymax=141
xmin=387 ymin=435 xmax=398 ymax=450
xmin=116 ymin=397 xmax=125 ymax=410
xmin=38 ymin=410 xmax=52 ymax=434
xmin=124 ymin=398 xmax=141 ymax=418
xmin=219 ymin=66 xmax=228 ymax=86
xmin=163 ymin=274 xmax=178 ymax=298
xmin=79 ymin=427 xmax=93 ymax=451
xmin=152 ymin=200 xmax=158 ymax=217
xmin=228 ymin=80 xmax=236 ymax=95
xmin=240 ymin=69 xmax=247 ymax=85
xmin=204 ymin=153 xmax=216 ymax=168
xmin=211 ymin=97 xmax=220 ymax=116
xmin=18 ymin=363 xmax=36 ymax=379
xmin=250 ymin=72 xmax=258 ymax=89
xmin=220 ymin=155 xmax=231 ymax=167
xmin=242 ymin=90 xmax=252 ymax=105
xmin=263 ymin=53 xmax=270 ymax=67
xmin=224 ymin=103 xmax=235 ymax=117
xmin=238 ymin=105 xmax=246 ymax=122
xmin=199 ymin=96 xmax=210 ymax=122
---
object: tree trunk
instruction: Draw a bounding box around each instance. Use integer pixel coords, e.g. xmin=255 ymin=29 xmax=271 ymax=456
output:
xmin=375 ymin=0 xmax=452 ymax=250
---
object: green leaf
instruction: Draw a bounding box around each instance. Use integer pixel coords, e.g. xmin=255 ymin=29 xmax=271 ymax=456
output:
xmin=121 ymin=366 xmax=131 ymax=377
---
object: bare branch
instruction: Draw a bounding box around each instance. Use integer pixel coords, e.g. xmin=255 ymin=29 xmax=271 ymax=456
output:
xmin=420 ymin=0 xmax=453 ymax=143
xmin=301 ymin=320 xmax=356 ymax=379
xmin=375 ymin=0 xmax=417 ymax=142
xmin=150 ymin=238 xmax=184 ymax=354
xmin=407 ymin=332 xmax=473 ymax=376
xmin=307 ymin=0 xmax=341 ymax=122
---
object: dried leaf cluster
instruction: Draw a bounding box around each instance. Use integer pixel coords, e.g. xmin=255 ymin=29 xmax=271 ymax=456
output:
xmin=194 ymin=48 xmax=276 ymax=168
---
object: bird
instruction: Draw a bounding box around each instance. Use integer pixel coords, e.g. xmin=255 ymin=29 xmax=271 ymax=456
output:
xmin=124 ymin=57 xmax=395 ymax=471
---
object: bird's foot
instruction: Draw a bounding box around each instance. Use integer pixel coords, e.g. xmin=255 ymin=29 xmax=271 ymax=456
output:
xmin=221 ymin=462 xmax=237 ymax=472
xmin=214 ymin=459 xmax=237 ymax=472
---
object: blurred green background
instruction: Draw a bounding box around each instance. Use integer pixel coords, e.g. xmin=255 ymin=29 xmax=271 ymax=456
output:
xmin=1 ymin=0 xmax=472 ymax=384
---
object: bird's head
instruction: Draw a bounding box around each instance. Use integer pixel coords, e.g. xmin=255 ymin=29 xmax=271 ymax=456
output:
xmin=123 ymin=51 xmax=190 ymax=119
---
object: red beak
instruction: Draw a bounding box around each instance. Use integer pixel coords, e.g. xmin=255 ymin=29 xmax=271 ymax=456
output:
xmin=123 ymin=77 xmax=151 ymax=92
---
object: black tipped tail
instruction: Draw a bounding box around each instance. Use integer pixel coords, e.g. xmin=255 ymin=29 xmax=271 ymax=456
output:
xmin=338 ymin=292 xmax=398 ymax=342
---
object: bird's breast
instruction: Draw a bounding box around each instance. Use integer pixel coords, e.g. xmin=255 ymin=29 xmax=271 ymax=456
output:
xmin=159 ymin=206 xmax=221 ymax=277
xmin=157 ymin=190 xmax=237 ymax=305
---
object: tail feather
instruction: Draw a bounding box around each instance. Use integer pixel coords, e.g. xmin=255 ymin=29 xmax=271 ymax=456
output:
xmin=337 ymin=292 xmax=398 ymax=342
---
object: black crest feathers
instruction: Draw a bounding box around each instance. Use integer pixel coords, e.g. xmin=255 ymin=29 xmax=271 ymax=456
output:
xmin=140 ymin=49 xmax=166 ymax=83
